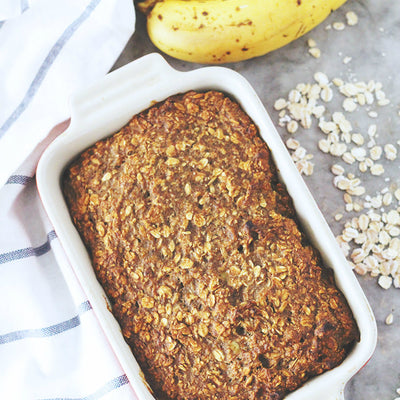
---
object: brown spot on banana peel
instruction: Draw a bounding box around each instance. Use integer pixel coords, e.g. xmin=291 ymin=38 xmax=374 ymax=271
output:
xmin=295 ymin=23 xmax=307 ymax=39
xmin=236 ymin=19 xmax=253 ymax=27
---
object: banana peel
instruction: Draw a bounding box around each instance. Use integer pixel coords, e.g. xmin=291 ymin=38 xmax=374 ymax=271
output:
xmin=137 ymin=0 xmax=348 ymax=64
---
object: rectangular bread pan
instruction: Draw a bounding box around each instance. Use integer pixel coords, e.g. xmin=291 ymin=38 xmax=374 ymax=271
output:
xmin=36 ymin=53 xmax=377 ymax=400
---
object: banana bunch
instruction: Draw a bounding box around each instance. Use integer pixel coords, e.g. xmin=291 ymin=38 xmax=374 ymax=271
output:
xmin=137 ymin=0 xmax=348 ymax=64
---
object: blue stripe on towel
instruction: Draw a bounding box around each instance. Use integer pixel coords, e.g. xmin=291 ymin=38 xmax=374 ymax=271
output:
xmin=5 ymin=174 xmax=34 ymax=185
xmin=0 ymin=0 xmax=101 ymax=139
xmin=0 ymin=300 xmax=92 ymax=344
xmin=0 ymin=230 xmax=57 ymax=264
xmin=41 ymin=374 xmax=130 ymax=400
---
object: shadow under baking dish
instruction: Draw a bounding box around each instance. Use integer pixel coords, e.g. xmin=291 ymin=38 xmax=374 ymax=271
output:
xmin=36 ymin=53 xmax=377 ymax=400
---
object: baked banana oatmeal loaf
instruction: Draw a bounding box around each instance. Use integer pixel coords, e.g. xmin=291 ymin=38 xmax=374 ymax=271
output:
xmin=63 ymin=90 xmax=359 ymax=400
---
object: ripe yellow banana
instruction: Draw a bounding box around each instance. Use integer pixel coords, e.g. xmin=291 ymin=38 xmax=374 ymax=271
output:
xmin=137 ymin=0 xmax=348 ymax=64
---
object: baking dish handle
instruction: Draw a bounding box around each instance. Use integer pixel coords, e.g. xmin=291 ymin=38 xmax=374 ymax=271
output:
xmin=67 ymin=53 xmax=181 ymax=134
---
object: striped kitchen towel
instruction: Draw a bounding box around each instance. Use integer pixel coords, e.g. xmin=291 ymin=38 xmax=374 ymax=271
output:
xmin=0 ymin=1 xmax=137 ymax=399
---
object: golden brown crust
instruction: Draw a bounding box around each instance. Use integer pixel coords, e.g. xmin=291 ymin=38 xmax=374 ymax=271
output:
xmin=63 ymin=91 xmax=359 ymax=400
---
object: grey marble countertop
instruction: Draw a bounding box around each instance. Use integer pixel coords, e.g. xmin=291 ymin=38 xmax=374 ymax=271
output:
xmin=114 ymin=1 xmax=400 ymax=398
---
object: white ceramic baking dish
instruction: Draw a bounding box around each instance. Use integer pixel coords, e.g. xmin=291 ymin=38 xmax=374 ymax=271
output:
xmin=36 ymin=53 xmax=377 ymax=400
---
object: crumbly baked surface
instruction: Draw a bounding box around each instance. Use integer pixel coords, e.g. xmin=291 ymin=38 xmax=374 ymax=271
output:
xmin=63 ymin=90 xmax=359 ymax=400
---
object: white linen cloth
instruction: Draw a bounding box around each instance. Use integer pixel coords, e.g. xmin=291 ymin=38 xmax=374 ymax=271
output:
xmin=0 ymin=1 xmax=138 ymax=398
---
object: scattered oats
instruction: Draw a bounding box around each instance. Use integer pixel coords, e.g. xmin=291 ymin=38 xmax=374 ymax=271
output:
xmin=358 ymin=214 xmax=370 ymax=231
xmin=340 ymin=83 xmax=359 ymax=97
xmin=359 ymin=161 xmax=368 ymax=173
xmin=332 ymin=78 xmax=344 ymax=87
xmin=395 ymin=189 xmax=400 ymax=202
xmin=346 ymin=11 xmax=359 ymax=26
xmin=370 ymin=145 xmax=382 ymax=160
xmin=286 ymin=137 xmax=300 ymax=150
xmin=351 ymin=248 xmax=366 ymax=264
xmin=319 ymin=120 xmax=337 ymax=134
xmin=307 ymin=38 xmax=317 ymax=48
xmin=333 ymin=112 xmax=352 ymax=133
xmin=379 ymin=230 xmax=391 ymax=246
xmin=357 ymin=93 xmax=366 ymax=106
xmin=296 ymin=83 xmax=307 ymax=93
xmin=330 ymin=142 xmax=347 ymax=157
xmin=387 ymin=210 xmax=400 ymax=225
xmin=365 ymin=158 xmax=374 ymax=168
xmin=383 ymin=192 xmax=393 ymax=206
xmin=331 ymin=164 xmax=345 ymax=176
xmin=312 ymin=105 xmax=326 ymax=118
xmin=278 ymin=113 xmax=291 ymax=127
xmin=389 ymin=226 xmax=400 ymax=237
xmin=288 ymin=89 xmax=302 ymax=103
xmin=353 ymin=202 xmax=363 ymax=212
xmin=309 ymin=47 xmax=321 ymax=58
xmin=335 ymin=213 xmax=344 ymax=221
xmin=292 ymin=146 xmax=306 ymax=161
xmin=378 ymin=275 xmax=392 ymax=289
xmin=370 ymin=163 xmax=385 ymax=176
xmin=375 ymin=90 xmax=386 ymax=101
xmin=368 ymin=111 xmax=378 ymax=118
xmin=320 ymin=86 xmax=333 ymax=102
xmin=385 ymin=312 xmax=394 ymax=325
xmin=334 ymin=175 xmax=349 ymax=190
xmin=274 ymin=98 xmax=287 ymax=111
xmin=343 ymin=227 xmax=359 ymax=242
xmin=325 ymin=24 xmax=332 ymax=30
xmin=314 ymin=71 xmax=329 ymax=86
xmin=333 ymin=22 xmax=345 ymax=31
xmin=364 ymin=91 xmax=374 ymax=105
xmin=352 ymin=133 xmax=365 ymax=146
xmin=319 ymin=139 xmax=331 ymax=153
xmin=384 ymin=144 xmax=397 ymax=161
xmin=343 ymin=56 xmax=352 ymax=65
xmin=354 ymin=263 xmax=367 ymax=275
xmin=342 ymin=152 xmax=356 ymax=164
xmin=343 ymin=193 xmax=352 ymax=204
xmin=378 ymin=98 xmax=390 ymax=106
xmin=381 ymin=187 xmax=389 ymax=194
xmin=370 ymin=195 xmax=383 ymax=209
xmin=296 ymin=159 xmax=314 ymax=176
xmin=343 ymin=98 xmax=357 ymax=112
xmin=341 ymin=131 xmax=352 ymax=144
xmin=351 ymin=147 xmax=367 ymax=161
xmin=348 ymin=186 xmax=366 ymax=197
xmin=336 ymin=236 xmax=350 ymax=256
xmin=286 ymin=120 xmax=299 ymax=134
